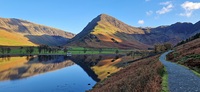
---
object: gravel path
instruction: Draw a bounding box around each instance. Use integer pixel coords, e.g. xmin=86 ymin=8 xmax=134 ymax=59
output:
xmin=159 ymin=51 xmax=200 ymax=92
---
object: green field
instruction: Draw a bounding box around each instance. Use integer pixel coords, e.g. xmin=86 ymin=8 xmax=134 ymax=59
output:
xmin=0 ymin=46 xmax=138 ymax=55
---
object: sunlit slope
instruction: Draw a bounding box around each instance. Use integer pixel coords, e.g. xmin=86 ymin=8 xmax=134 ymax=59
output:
xmin=69 ymin=14 xmax=150 ymax=49
xmin=69 ymin=14 xmax=200 ymax=49
xmin=0 ymin=28 xmax=37 ymax=46
xmin=0 ymin=17 xmax=75 ymax=46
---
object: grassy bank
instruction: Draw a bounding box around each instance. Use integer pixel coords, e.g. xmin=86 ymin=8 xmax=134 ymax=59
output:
xmin=166 ymin=38 xmax=200 ymax=74
xmin=161 ymin=67 xmax=169 ymax=92
xmin=90 ymin=55 xmax=163 ymax=92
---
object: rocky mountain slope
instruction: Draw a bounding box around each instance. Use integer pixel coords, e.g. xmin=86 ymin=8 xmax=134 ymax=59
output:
xmin=0 ymin=17 xmax=75 ymax=46
xmin=68 ymin=14 xmax=200 ymax=49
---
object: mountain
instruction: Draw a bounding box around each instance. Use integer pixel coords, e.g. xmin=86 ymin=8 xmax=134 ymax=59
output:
xmin=68 ymin=14 xmax=150 ymax=49
xmin=68 ymin=14 xmax=200 ymax=49
xmin=0 ymin=17 xmax=75 ymax=46
xmin=135 ymin=22 xmax=195 ymax=46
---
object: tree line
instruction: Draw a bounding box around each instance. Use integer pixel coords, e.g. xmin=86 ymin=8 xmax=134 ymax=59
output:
xmin=0 ymin=48 xmax=11 ymax=54
xmin=176 ymin=32 xmax=200 ymax=46
xmin=154 ymin=43 xmax=172 ymax=53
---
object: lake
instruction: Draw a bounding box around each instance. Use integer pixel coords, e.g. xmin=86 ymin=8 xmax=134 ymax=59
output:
xmin=0 ymin=55 xmax=131 ymax=92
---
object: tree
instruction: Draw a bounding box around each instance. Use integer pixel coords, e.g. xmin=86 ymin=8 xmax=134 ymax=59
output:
xmin=26 ymin=47 xmax=29 ymax=54
xmin=64 ymin=48 xmax=68 ymax=53
xmin=154 ymin=43 xmax=172 ymax=53
xmin=29 ymin=47 xmax=34 ymax=54
xmin=48 ymin=48 xmax=52 ymax=53
xmin=154 ymin=45 xmax=161 ymax=53
xmin=20 ymin=47 xmax=23 ymax=53
xmin=115 ymin=49 xmax=119 ymax=54
xmin=38 ymin=46 xmax=42 ymax=53
xmin=6 ymin=48 xmax=11 ymax=53
xmin=1 ymin=48 xmax=5 ymax=54
xmin=83 ymin=48 xmax=87 ymax=53
xmin=164 ymin=43 xmax=172 ymax=50
xmin=99 ymin=48 xmax=102 ymax=54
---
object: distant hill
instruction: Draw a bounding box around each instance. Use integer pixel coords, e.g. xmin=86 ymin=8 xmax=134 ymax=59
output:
xmin=0 ymin=17 xmax=75 ymax=46
xmin=136 ymin=22 xmax=200 ymax=46
xmin=68 ymin=14 xmax=200 ymax=49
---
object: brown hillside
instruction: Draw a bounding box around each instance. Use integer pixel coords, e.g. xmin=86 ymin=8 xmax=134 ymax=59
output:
xmin=167 ymin=38 xmax=200 ymax=73
xmin=0 ymin=28 xmax=37 ymax=46
xmin=0 ymin=18 xmax=75 ymax=38
xmin=0 ymin=17 xmax=75 ymax=46
xmin=90 ymin=55 xmax=162 ymax=92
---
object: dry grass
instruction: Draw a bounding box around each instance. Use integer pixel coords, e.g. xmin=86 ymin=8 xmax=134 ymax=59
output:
xmin=0 ymin=29 xmax=36 ymax=46
xmin=167 ymin=38 xmax=200 ymax=73
xmin=90 ymin=55 xmax=163 ymax=92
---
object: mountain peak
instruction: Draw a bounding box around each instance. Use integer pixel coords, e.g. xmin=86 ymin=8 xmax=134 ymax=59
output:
xmin=69 ymin=14 xmax=148 ymax=49
xmin=98 ymin=13 xmax=112 ymax=18
xmin=98 ymin=13 xmax=119 ymax=23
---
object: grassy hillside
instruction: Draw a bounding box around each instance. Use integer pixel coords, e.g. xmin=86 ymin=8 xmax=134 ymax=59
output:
xmin=90 ymin=55 xmax=163 ymax=92
xmin=0 ymin=17 xmax=75 ymax=46
xmin=0 ymin=28 xmax=37 ymax=46
xmin=0 ymin=18 xmax=75 ymax=38
xmin=167 ymin=37 xmax=200 ymax=73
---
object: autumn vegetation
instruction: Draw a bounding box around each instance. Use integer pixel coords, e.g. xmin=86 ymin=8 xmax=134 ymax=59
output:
xmin=90 ymin=55 xmax=163 ymax=92
xmin=154 ymin=43 xmax=172 ymax=53
xmin=176 ymin=33 xmax=200 ymax=46
xmin=167 ymin=37 xmax=200 ymax=73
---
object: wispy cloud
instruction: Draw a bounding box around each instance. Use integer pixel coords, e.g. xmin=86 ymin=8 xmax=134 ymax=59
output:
xmin=156 ymin=1 xmax=173 ymax=14
xmin=146 ymin=10 xmax=153 ymax=16
xmin=138 ymin=20 xmax=145 ymax=25
xmin=145 ymin=0 xmax=150 ymax=2
xmin=160 ymin=1 xmax=171 ymax=5
xmin=180 ymin=1 xmax=200 ymax=17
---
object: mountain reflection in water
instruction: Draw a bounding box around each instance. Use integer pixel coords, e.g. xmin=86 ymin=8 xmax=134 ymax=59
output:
xmin=0 ymin=54 xmax=131 ymax=82
xmin=0 ymin=55 xmax=75 ymax=81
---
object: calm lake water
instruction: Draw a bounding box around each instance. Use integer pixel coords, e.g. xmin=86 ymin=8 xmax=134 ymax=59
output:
xmin=0 ymin=55 xmax=127 ymax=92
xmin=0 ymin=65 xmax=96 ymax=92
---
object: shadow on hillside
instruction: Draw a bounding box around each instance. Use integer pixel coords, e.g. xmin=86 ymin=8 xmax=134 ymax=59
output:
xmin=25 ymin=35 xmax=69 ymax=46
xmin=68 ymin=31 xmax=151 ymax=49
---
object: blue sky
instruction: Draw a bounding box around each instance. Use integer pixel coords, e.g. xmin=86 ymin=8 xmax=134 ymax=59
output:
xmin=0 ymin=0 xmax=200 ymax=34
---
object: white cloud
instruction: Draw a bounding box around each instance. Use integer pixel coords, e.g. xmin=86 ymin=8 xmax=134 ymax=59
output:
xmin=160 ymin=1 xmax=171 ymax=5
xmin=180 ymin=11 xmax=192 ymax=17
xmin=181 ymin=1 xmax=200 ymax=10
xmin=180 ymin=1 xmax=200 ymax=17
xmin=146 ymin=10 xmax=153 ymax=16
xmin=138 ymin=20 xmax=145 ymax=25
xmin=156 ymin=1 xmax=174 ymax=14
